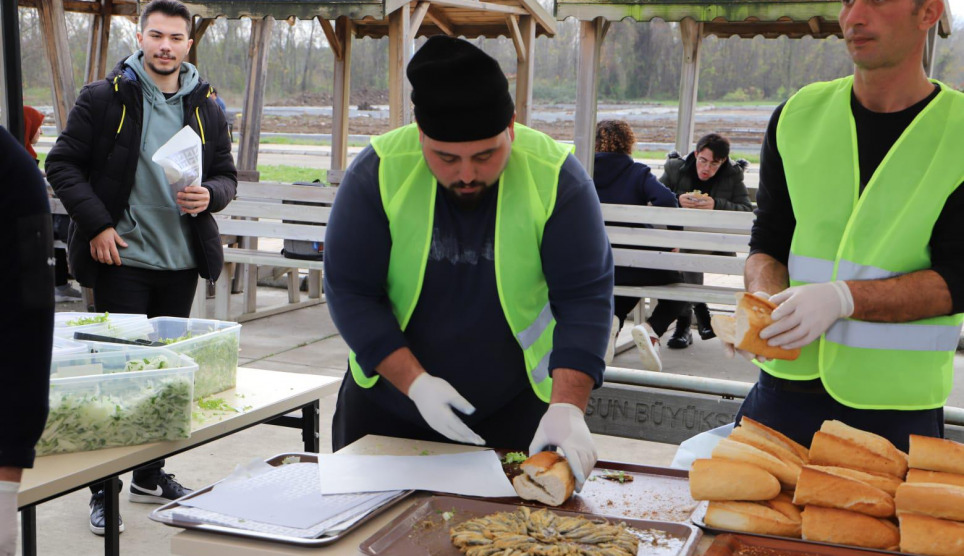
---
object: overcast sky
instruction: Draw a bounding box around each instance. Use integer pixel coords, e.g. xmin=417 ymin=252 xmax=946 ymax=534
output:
xmin=949 ymin=0 xmax=962 ymax=24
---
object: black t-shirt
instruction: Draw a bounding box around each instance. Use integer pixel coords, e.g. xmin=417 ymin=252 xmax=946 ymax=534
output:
xmin=749 ymin=85 xmax=964 ymax=313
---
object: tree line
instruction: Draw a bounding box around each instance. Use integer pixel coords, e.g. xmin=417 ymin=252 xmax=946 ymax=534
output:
xmin=17 ymin=8 xmax=964 ymax=109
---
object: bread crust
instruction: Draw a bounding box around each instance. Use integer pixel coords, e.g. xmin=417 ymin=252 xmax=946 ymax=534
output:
xmin=895 ymin=482 xmax=964 ymax=522
xmin=792 ymin=466 xmax=895 ymax=517
xmin=907 ymin=469 xmax=964 ymax=488
xmin=801 ymin=506 xmax=900 ymax=550
xmin=809 ymin=420 xmax=908 ymax=478
xmin=806 ymin=464 xmax=902 ymax=497
xmin=733 ymin=293 xmax=801 ymax=361
xmin=909 ymin=435 xmax=964 ymax=475
xmin=704 ymin=500 xmax=802 ymax=538
xmin=899 ymin=512 xmax=964 ymax=556
xmin=512 ymin=451 xmax=575 ymax=506
xmin=712 ymin=438 xmax=801 ymax=488
xmin=689 ymin=459 xmax=781 ymax=501
xmin=732 ymin=417 xmax=810 ymax=465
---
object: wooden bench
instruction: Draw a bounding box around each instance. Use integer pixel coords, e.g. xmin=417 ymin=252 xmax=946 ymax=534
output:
xmin=207 ymin=181 xmax=336 ymax=322
xmin=601 ymin=204 xmax=754 ymax=351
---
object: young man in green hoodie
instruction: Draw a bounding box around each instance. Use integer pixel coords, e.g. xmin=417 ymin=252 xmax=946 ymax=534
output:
xmin=46 ymin=0 xmax=237 ymax=537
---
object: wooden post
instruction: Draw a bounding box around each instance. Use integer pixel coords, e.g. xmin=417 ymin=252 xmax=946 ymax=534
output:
xmin=330 ymin=17 xmax=352 ymax=175
xmin=237 ymin=16 xmax=272 ymax=177
xmin=188 ymin=17 xmax=212 ymax=69
xmin=388 ymin=2 xmax=412 ymax=130
xmin=37 ymin=0 xmax=78 ymax=131
xmin=0 ymin=0 xmax=25 ymax=141
xmin=84 ymin=0 xmax=113 ymax=83
xmin=675 ymin=18 xmax=703 ymax=156
xmin=574 ymin=17 xmax=607 ymax=175
xmin=238 ymin=17 xmax=273 ymax=314
xmin=514 ymin=15 xmax=535 ymax=126
xmin=923 ymin=24 xmax=937 ymax=77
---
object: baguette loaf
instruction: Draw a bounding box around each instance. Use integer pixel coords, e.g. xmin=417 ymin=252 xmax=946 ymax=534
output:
xmin=511 ymin=451 xmax=574 ymax=506
xmin=909 ymin=435 xmax=964 ymax=475
xmin=792 ymin=466 xmax=895 ymax=517
xmin=907 ymin=469 xmax=964 ymax=488
xmin=899 ymin=512 xmax=964 ymax=556
xmin=704 ymin=500 xmax=802 ymax=538
xmin=801 ymin=506 xmax=900 ymax=551
xmin=710 ymin=294 xmax=801 ymax=361
xmin=712 ymin=438 xmax=801 ymax=488
xmin=689 ymin=459 xmax=781 ymax=501
xmin=806 ymin=464 xmax=902 ymax=497
xmin=809 ymin=420 xmax=908 ymax=478
xmin=895 ymin=482 xmax=964 ymax=522
xmin=737 ymin=417 xmax=810 ymax=464
xmin=766 ymin=491 xmax=803 ymax=523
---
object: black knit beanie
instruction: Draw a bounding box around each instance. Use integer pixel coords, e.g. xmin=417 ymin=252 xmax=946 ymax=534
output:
xmin=407 ymin=36 xmax=515 ymax=142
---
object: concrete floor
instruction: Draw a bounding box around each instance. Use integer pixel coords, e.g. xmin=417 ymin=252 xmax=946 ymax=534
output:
xmin=27 ymin=287 xmax=964 ymax=555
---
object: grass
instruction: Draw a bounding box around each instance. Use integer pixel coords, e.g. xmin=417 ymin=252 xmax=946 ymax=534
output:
xmin=632 ymin=150 xmax=760 ymax=164
xmin=39 ymin=153 xmax=326 ymax=185
xmin=257 ymin=165 xmax=327 ymax=183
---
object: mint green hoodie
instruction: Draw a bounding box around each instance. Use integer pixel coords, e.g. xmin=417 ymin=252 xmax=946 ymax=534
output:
xmin=115 ymin=51 xmax=199 ymax=271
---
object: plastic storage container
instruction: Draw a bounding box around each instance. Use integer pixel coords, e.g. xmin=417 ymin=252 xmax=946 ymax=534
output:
xmin=40 ymin=348 xmax=197 ymax=456
xmin=53 ymin=312 xmax=147 ymax=339
xmin=52 ymin=336 xmax=89 ymax=358
xmin=110 ymin=317 xmax=241 ymax=399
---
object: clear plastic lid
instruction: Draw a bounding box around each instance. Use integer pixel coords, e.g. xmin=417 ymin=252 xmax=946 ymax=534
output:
xmin=51 ymin=336 xmax=89 ymax=358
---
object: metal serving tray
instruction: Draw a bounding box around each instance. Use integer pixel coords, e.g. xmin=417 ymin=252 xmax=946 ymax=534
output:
xmin=149 ymin=452 xmax=413 ymax=547
xmin=359 ymin=495 xmax=702 ymax=555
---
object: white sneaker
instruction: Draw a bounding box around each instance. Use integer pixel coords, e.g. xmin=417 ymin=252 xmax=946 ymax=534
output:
xmin=631 ymin=323 xmax=662 ymax=372
xmin=604 ymin=315 xmax=619 ymax=366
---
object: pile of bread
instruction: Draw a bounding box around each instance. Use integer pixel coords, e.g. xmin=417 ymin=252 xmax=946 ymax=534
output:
xmin=690 ymin=418 xmax=964 ymax=555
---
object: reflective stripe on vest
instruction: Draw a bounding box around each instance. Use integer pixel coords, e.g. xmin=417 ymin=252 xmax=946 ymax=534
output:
xmin=347 ymin=123 xmax=569 ymax=402
xmin=762 ymin=76 xmax=964 ymax=410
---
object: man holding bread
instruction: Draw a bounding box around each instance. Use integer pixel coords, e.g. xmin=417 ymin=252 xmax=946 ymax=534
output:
xmin=726 ymin=0 xmax=963 ymax=452
xmin=324 ymin=36 xmax=614 ymax=491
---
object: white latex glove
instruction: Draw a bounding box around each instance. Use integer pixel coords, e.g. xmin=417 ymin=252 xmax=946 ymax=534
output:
xmin=529 ymin=403 xmax=597 ymax=492
xmin=761 ymin=281 xmax=854 ymax=350
xmin=721 ymin=291 xmax=774 ymax=363
xmin=407 ymin=372 xmax=485 ymax=446
xmin=0 ymin=481 xmax=18 ymax=556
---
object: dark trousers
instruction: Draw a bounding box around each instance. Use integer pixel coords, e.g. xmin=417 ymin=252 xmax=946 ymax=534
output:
xmin=331 ymin=373 xmax=548 ymax=452
xmin=613 ymin=266 xmax=685 ymax=337
xmin=89 ymin=265 xmax=198 ymax=493
xmin=736 ymin=370 xmax=944 ymax=453
xmin=54 ymin=249 xmax=68 ymax=286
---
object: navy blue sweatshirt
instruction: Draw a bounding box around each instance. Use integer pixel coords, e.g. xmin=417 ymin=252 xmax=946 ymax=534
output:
xmin=324 ymin=146 xmax=613 ymax=427
xmin=592 ymin=152 xmax=678 ymax=208
xmin=0 ymin=127 xmax=53 ymax=468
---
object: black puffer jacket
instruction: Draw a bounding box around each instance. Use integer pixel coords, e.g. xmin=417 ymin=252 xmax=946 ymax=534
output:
xmin=659 ymin=151 xmax=752 ymax=212
xmin=46 ymin=58 xmax=237 ymax=287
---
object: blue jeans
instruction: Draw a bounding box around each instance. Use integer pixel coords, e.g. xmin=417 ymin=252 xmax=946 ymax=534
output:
xmin=735 ymin=370 xmax=943 ymax=452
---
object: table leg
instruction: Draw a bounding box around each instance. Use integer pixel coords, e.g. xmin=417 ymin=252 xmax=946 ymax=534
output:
xmin=302 ymin=400 xmax=320 ymax=453
xmin=20 ymin=505 xmax=36 ymax=556
xmin=103 ymin=477 xmax=120 ymax=556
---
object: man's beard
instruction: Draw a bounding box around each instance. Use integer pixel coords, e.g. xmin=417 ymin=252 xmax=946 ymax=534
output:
xmin=147 ymin=58 xmax=179 ymax=76
xmin=442 ymin=181 xmax=493 ymax=210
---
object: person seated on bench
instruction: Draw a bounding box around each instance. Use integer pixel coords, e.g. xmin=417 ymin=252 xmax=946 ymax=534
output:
xmin=657 ymin=133 xmax=752 ymax=349
xmin=592 ymin=119 xmax=682 ymax=372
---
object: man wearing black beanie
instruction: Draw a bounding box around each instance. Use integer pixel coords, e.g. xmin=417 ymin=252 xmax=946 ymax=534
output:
xmin=324 ymin=36 xmax=614 ymax=491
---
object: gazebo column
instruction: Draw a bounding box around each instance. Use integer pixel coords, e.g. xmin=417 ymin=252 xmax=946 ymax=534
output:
xmin=674 ymin=18 xmax=703 ymax=155
xmin=508 ymin=14 xmax=535 ymax=126
xmin=188 ymin=17 xmax=213 ymax=68
xmin=237 ymin=16 xmax=273 ymax=313
xmin=84 ymin=0 xmax=112 ymax=84
xmin=1 ymin=0 xmax=24 ymax=140
xmin=923 ymin=25 xmax=937 ymax=77
xmin=388 ymin=2 xmax=412 ymax=129
xmin=36 ymin=0 xmax=77 ymax=131
xmin=574 ymin=17 xmax=608 ymax=175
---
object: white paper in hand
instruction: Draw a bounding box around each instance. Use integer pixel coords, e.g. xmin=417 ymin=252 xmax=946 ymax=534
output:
xmin=151 ymin=125 xmax=202 ymax=196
